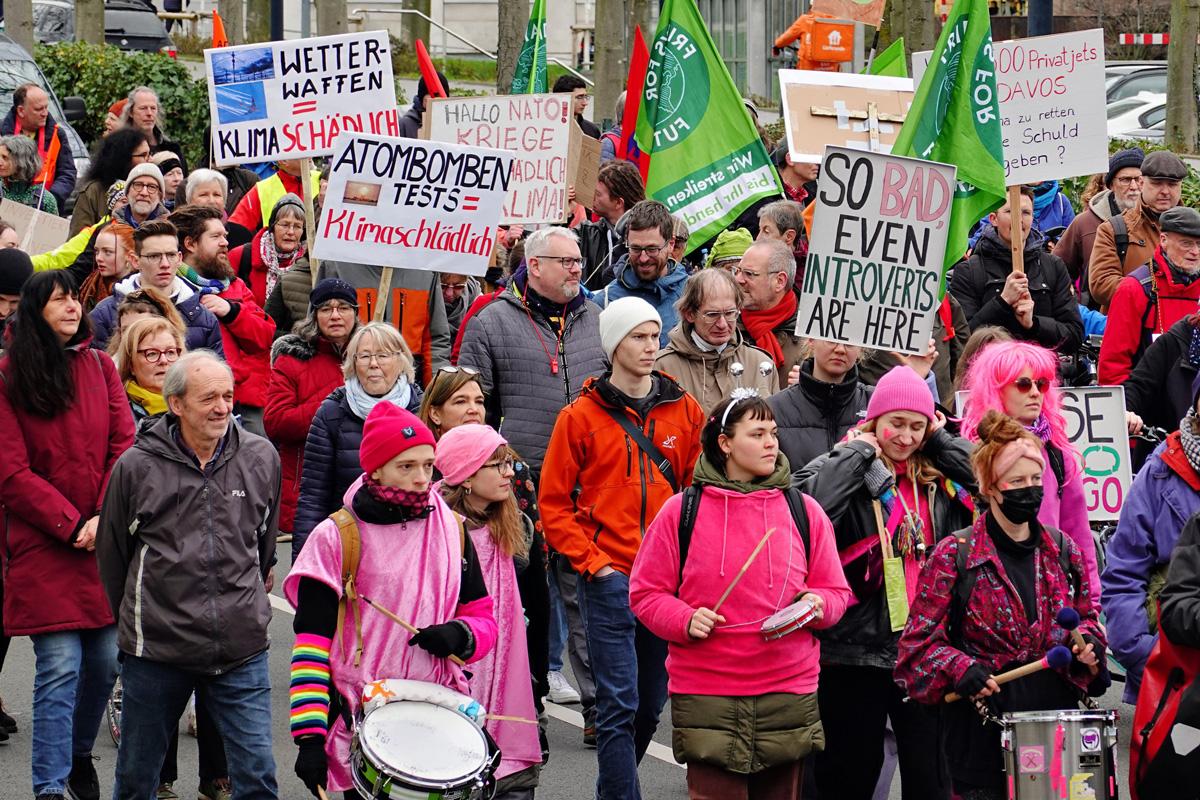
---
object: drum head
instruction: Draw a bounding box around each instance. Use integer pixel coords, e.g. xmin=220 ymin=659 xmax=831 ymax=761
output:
xmin=360 ymin=701 xmax=488 ymax=786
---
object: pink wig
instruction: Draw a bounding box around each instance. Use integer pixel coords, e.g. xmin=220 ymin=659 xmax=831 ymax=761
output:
xmin=961 ymin=340 xmax=1074 ymax=455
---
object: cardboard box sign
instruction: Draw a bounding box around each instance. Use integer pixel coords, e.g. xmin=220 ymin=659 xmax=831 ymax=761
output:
xmin=779 ymin=71 xmax=915 ymax=164
xmin=809 ymin=20 xmax=856 ymax=62
xmin=1 ymin=199 xmax=69 ymax=255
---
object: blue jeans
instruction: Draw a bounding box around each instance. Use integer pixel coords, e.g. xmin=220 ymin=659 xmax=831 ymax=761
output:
xmin=547 ymin=562 xmax=568 ymax=672
xmin=30 ymin=625 xmax=119 ymax=796
xmin=581 ymin=571 xmax=668 ymax=800
xmin=113 ymin=651 xmax=276 ymax=800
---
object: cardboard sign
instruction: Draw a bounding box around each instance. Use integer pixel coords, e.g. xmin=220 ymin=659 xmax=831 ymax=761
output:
xmin=2 ymin=199 xmax=69 ymax=255
xmin=797 ymin=146 xmax=955 ymax=355
xmin=811 ymin=0 xmax=886 ymax=28
xmin=912 ymin=29 xmax=1107 ymax=184
xmin=779 ymin=71 xmax=914 ymax=164
xmin=424 ymin=94 xmax=598 ymax=225
xmin=204 ymin=31 xmax=399 ymax=166
xmin=311 ymin=133 xmax=514 ymax=277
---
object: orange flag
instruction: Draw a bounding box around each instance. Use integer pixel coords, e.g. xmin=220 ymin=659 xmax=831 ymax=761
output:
xmin=212 ymin=10 xmax=229 ymax=48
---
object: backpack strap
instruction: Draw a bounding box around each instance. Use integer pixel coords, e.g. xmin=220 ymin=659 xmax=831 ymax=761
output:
xmin=948 ymin=530 xmax=978 ymax=649
xmin=1044 ymin=443 xmax=1067 ymax=500
xmin=784 ymin=487 xmax=811 ymax=557
xmin=1045 ymin=526 xmax=1078 ymax=598
xmin=331 ymin=507 xmax=364 ymax=668
xmin=1111 ymin=213 xmax=1130 ymax=269
xmin=676 ymin=486 xmax=702 ymax=593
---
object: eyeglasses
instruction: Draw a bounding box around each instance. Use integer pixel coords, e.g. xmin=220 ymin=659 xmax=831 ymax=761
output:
xmin=732 ymin=266 xmax=781 ymax=279
xmin=137 ymin=346 xmax=181 ymax=364
xmin=699 ymin=309 xmax=739 ymax=323
xmin=128 ymin=180 xmax=160 ymax=195
xmin=627 ymin=244 xmax=666 ymax=257
xmin=440 ymin=282 xmax=468 ymax=291
xmin=275 ymin=222 xmax=305 ymax=233
xmin=438 ymin=365 xmax=479 ymax=376
xmin=672 ymin=236 xmax=689 ymax=246
xmin=537 ymin=255 xmax=584 ymax=269
xmin=355 ymin=351 xmax=399 ymax=365
xmin=1011 ymin=377 xmax=1050 ymax=394
xmin=131 ymin=149 xmax=151 ymax=162
xmin=481 ymin=457 xmax=516 ymax=475
xmin=1113 ymin=175 xmax=1142 ymax=186
xmin=317 ymin=302 xmax=356 ymax=315
xmin=1170 ymin=236 xmax=1200 ymax=253
xmin=139 ymin=250 xmax=180 ymax=263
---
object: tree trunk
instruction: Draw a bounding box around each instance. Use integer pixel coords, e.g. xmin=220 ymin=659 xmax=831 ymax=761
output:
xmin=219 ymin=0 xmax=244 ymax=46
xmin=1164 ymin=0 xmax=1199 ymax=153
xmin=593 ymin=0 xmax=625 ymax=136
xmin=904 ymin=0 xmax=938 ymax=54
xmin=316 ymin=0 xmax=347 ymax=35
xmin=76 ymin=0 xmax=105 ymax=46
xmin=496 ymin=0 xmax=527 ymax=93
xmin=410 ymin=0 xmax=431 ymax=47
xmin=246 ymin=0 xmax=270 ymax=44
xmin=5 ymin=0 xmax=34 ymax=55
xmin=626 ymin=0 xmax=653 ymax=46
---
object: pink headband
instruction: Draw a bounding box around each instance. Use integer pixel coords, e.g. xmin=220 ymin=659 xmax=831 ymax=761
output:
xmin=991 ymin=438 xmax=1045 ymax=486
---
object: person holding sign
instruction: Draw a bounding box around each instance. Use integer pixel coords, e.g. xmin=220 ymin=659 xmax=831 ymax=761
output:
xmin=896 ymin=411 xmax=1107 ymax=800
xmin=948 ymin=186 xmax=1082 ymax=353
xmin=796 ymin=365 xmax=976 ymax=800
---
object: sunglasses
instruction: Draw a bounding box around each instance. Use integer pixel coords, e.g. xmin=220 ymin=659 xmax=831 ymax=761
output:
xmin=1011 ymin=377 xmax=1050 ymax=394
xmin=438 ymin=366 xmax=479 ymax=376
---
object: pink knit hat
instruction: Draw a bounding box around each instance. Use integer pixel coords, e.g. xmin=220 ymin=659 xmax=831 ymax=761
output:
xmin=434 ymin=424 xmax=508 ymax=487
xmin=864 ymin=365 xmax=935 ymax=423
xmin=359 ymin=402 xmax=437 ymax=474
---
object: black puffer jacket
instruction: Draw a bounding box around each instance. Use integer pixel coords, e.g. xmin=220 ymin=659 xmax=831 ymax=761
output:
xmin=292 ymin=384 xmax=423 ymax=556
xmin=1123 ymin=317 xmax=1198 ymax=433
xmin=768 ymin=361 xmax=872 ymax=470
xmin=795 ymin=430 xmax=977 ymax=668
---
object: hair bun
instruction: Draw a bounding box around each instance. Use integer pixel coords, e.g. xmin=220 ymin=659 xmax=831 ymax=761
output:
xmin=976 ymin=409 xmax=1028 ymax=445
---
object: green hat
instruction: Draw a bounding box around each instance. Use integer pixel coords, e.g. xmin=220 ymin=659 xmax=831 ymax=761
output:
xmin=704 ymin=228 xmax=753 ymax=270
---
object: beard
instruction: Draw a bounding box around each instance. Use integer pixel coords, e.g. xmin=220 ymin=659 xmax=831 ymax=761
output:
xmin=131 ymin=198 xmax=158 ymax=217
xmin=195 ymin=250 xmax=233 ymax=280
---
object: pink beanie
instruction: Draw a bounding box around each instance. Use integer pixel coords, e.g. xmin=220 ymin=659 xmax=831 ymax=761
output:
xmin=864 ymin=365 xmax=935 ymax=423
xmin=359 ymin=402 xmax=437 ymax=474
xmin=434 ymin=424 xmax=508 ymax=487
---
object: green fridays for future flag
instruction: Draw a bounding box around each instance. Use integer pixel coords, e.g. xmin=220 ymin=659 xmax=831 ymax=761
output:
xmin=634 ymin=0 xmax=780 ymax=254
xmin=890 ymin=0 xmax=1006 ymax=273
xmin=510 ymin=0 xmax=547 ymax=94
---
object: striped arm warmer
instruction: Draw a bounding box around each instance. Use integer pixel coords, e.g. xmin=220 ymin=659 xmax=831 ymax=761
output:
xmin=289 ymin=632 xmax=333 ymax=739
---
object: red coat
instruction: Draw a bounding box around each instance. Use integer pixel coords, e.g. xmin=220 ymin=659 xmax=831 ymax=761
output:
xmin=264 ymin=333 xmax=346 ymax=533
xmin=213 ymin=276 xmax=276 ymax=407
xmin=0 ymin=345 xmax=135 ymax=635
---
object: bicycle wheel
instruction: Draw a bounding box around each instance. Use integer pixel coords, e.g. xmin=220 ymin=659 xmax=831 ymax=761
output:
xmin=107 ymin=676 xmax=122 ymax=747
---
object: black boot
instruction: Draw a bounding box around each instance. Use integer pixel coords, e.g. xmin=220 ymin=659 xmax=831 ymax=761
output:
xmin=65 ymin=753 xmax=99 ymax=800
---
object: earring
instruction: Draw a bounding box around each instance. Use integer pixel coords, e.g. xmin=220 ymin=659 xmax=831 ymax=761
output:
xmin=464 ymin=484 xmax=472 ymax=496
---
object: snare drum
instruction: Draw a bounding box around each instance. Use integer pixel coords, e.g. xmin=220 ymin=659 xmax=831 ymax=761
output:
xmin=1001 ymin=709 xmax=1119 ymax=800
xmin=351 ymin=700 xmax=496 ymax=799
xmin=760 ymin=598 xmax=819 ymax=641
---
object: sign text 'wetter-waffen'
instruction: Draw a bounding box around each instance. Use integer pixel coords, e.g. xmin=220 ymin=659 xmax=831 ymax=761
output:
xmin=205 ymin=31 xmax=399 ymax=166
xmin=798 ymin=146 xmax=955 ymax=355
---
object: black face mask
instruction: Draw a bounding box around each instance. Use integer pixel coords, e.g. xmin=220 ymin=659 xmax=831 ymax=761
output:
xmin=997 ymin=486 xmax=1043 ymax=525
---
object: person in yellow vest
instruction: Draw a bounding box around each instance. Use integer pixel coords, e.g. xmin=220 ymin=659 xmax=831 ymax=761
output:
xmin=1 ymin=83 xmax=75 ymax=212
xmin=228 ymin=159 xmax=320 ymax=238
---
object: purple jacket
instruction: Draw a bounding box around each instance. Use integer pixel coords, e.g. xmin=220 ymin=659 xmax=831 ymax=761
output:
xmin=1042 ymin=444 xmax=1100 ymax=602
xmin=1101 ymin=433 xmax=1200 ymax=702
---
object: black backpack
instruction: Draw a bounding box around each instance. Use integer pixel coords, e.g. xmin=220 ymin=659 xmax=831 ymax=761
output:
xmin=1082 ymin=214 xmax=1130 ymax=311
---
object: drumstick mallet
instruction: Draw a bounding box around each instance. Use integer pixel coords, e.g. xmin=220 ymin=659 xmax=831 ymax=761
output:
xmin=360 ymin=595 xmax=466 ymax=666
xmin=944 ymin=645 xmax=1072 ymax=703
xmin=711 ymin=527 xmax=777 ymax=615
xmin=1056 ymin=607 xmax=1100 ymax=676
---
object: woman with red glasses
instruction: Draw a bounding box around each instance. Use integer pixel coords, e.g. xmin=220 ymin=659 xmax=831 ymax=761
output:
xmin=960 ymin=340 xmax=1100 ymax=599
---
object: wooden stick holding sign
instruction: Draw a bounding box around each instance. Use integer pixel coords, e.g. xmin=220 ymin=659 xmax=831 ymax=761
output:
xmin=301 ymin=156 xmax=321 ymax=288
xmin=1008 ymin=184 xmax=1024 ymax=276
xmin=373 ymin=268 xmax=394 ymax=323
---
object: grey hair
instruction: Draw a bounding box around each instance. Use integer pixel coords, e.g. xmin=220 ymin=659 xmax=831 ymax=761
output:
xmin=758 ymin=199 xmax=805 ymax=237
xmin=185 ymin=169 xmax=228 ymax=202
xmin=747 ymin=239 xmax=796 ymax=285
xmin=162 ymin=350 xmax=232 ymax=402
xmin=676 ymin=268 xmax=743 ymax=319
xmin=614 ymin=91 xmax=626 ymax=125
xmin=524 ymin=226 xmax=579 ymax=259
xmin=0 ymin=135 xmax=42 ymax=184
xmin=673 ymin=215 xmax=689 ymax=242
xmin=341 ymin=322 xmax=415 ymax=382
xmin=122 ymin=86 xmax=161 ymax=129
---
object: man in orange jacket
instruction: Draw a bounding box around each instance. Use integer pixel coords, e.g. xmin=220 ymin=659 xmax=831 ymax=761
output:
xmin=541 ymin=296 xmax=704 ymax=800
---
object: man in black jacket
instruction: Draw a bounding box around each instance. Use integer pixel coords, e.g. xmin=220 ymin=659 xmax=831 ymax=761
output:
xmin=1 ymin=83 xmax=76 ymax=211
xmin=949 ymin=186 xmax=1083 ymax=354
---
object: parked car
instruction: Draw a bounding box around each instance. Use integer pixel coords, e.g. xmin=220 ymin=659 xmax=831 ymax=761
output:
xmin=1107 ymin=92 xmax=1166 ymax=138
xmin=1106 ymin=62 xmax=1168 ymax=103
xmin=30 ymin=0 xmax=176 ymax=57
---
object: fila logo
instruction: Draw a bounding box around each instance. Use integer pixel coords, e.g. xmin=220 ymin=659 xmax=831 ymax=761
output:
xmin=231 ymin=490 xmax=246 ymax=497
xmin=660 ymin=435 xmax=677 ymax=449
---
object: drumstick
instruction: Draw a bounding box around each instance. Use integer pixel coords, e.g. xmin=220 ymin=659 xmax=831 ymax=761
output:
xmin=317 ymin=789 xmax=330 ymax=800
xmin=712 ymin=527 xmax=777 ymax=614
xmin=944 ymin=646 xmax=1073 ymax=702
xmin=1055 ymin=608 xmax=1100 ymax=677
xmin=485 ymin=713 xmax=540 ymax=724
xmin=361 ymin=595 xmax=466 ymax=666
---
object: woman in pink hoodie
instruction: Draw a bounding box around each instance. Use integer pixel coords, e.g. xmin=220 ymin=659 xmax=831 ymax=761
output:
xmin=630 ymin=392 xmax=852 ymax=799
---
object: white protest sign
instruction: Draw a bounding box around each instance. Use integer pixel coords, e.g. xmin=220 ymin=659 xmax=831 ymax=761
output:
xmin=312 ymin=133 xmax=513 ymax=277
xmin=1 ymin=199 xmax=68 ymax=255
xmin=425 ymin=94 xmax=580 ymax=225
xmin=205 ymin=31 xmax=399 ymax=166
xmin=912 ymin=29 xmax=1107 ymax=184
xmin=797 ymin=146 xmax=955 ymax=355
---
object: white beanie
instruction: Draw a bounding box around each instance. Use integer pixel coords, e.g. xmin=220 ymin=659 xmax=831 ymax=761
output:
xmin=126 ymin=162 xmax=165 ymax=195
xmin=598 ymin=296 xmax=662 ymax=360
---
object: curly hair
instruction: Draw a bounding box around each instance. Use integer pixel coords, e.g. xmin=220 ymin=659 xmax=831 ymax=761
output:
xmin=82 ymin=128 xmax=149 ymax=189
xmin=960 ymin=340 xmax=1074 ymax=456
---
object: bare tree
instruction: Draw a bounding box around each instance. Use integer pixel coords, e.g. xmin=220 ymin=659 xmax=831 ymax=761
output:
xmin=316 ymin=0 xmax=347 ymax=35
xmin=219 ymin=0 xmax=244 ymax=46
xmin=76 ymin=0 xmax=105 ymax=45
xmin=594 ymin=0 xmax=625 ymax=136
xmin=1165 ymin=0 xmax=1199 ymax=152
xmin=497 ymin=0 xmax=528 ymax=92
xmin=5 ymin=0 xmax=34 ymax=54
xmin=246 ymin=0 xmax=270 ymax=43
xmin=410 ymin=0 xmax=431 ymax=47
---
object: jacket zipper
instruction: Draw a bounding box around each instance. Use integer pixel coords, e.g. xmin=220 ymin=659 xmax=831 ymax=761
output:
xmin=133 ymin=542 xmax=148 ymax=657
xmin=202 ymin=474 xmax=220 ymax=670
xmin=625 ymin=437 xmax=632 ymax=477
xmin=638 ymin=417 xmax=648 ymax=533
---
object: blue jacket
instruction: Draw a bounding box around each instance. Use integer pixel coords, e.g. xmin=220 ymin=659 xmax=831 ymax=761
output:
xmin=1100 ymin=433 xmax=1200 ymax=702
xmin=291 ymin=383 xmax=423 ymax=560
xmin=88 ymin=275 xmax=225 ymax=356
xmin=595 ymin=258 xmax=689 ymax=347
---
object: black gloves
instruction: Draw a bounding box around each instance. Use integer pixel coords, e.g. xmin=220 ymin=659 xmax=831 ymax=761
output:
xmin=294 ymin=736 xmax=327 ymax=798
xmin=409 ymin=621 xmax=470 ymax=659
xmin=954 ymin=663 xmax=992 ymax=699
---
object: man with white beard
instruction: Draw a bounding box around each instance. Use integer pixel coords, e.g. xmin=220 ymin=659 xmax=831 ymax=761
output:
xmin=1054 ymin=147 xmax=1144 ymax=288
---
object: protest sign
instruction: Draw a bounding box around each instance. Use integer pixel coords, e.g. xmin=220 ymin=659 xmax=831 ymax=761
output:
xmin=797 ymin=146 xmax=955 ymax=355
xmin=811 ymin=0 xmax=886 ymax=28
xmin=779 ymin=71 xmax=914 ymax=164
xmin=424 ymin=94 xmax=596 ymax=224
xmin=912 ymin=29 xmax=1107 ymax=184
xmin=311 ymin=133 xmax=514 ymax=277
xmin=205 ymin=31 xmax=399 ymax=167
xmin=2 ymin=199 xmax=69 ymax=255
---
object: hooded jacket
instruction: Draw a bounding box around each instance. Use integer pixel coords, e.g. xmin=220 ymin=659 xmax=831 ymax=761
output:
xmin=1123 ymin=317 xmax=1199 ymax=433
xmin=653 ymin=323 xmax=776 ymax=414
xmin=89 ymin=274 xmax=226 ymax=355
xmin=1054 ymin=189 xmax=1123 ymax=281
xmin=96 ymin=416 xmax=280 ymax=672
xmin=950 ymin=227 xmax=1082 ymax=353
xmin=596 ymin=258 xmax=689 ymax=347
xmin=768 ymin=361 xmax=872 ymax=471
xmin=445 ymin=277 xmax=482 ymax=343
xmin=1089 ymin=201 xmax=1164 ymax=309
xmin=578 ymin=216 xmax=627 ymax=291
xmin=0 ymin=107 xmax=76 ymax=210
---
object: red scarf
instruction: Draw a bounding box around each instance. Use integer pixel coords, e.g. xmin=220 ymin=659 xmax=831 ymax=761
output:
xmin=741 ymin=291 xmax=798 ymax=367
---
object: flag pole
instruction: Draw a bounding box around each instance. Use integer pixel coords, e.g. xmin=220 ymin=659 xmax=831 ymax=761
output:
xmin=864 ymin=27 xmax=881 ymax=73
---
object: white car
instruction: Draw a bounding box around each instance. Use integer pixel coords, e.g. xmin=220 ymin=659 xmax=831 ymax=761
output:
xmin=1107 ymin=92 xmax=1166 ymax=138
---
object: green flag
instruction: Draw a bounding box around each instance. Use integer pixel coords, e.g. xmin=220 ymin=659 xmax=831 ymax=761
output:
xmin=634 ymin=0 xmax=780 ymax=254
xmin=891 ymin=0 xmax=1006 ymax=274
xmin=867 ymin=38 xmax=907 ymax=78
xmin=511 ymin=0 xmax=547 ymax=94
